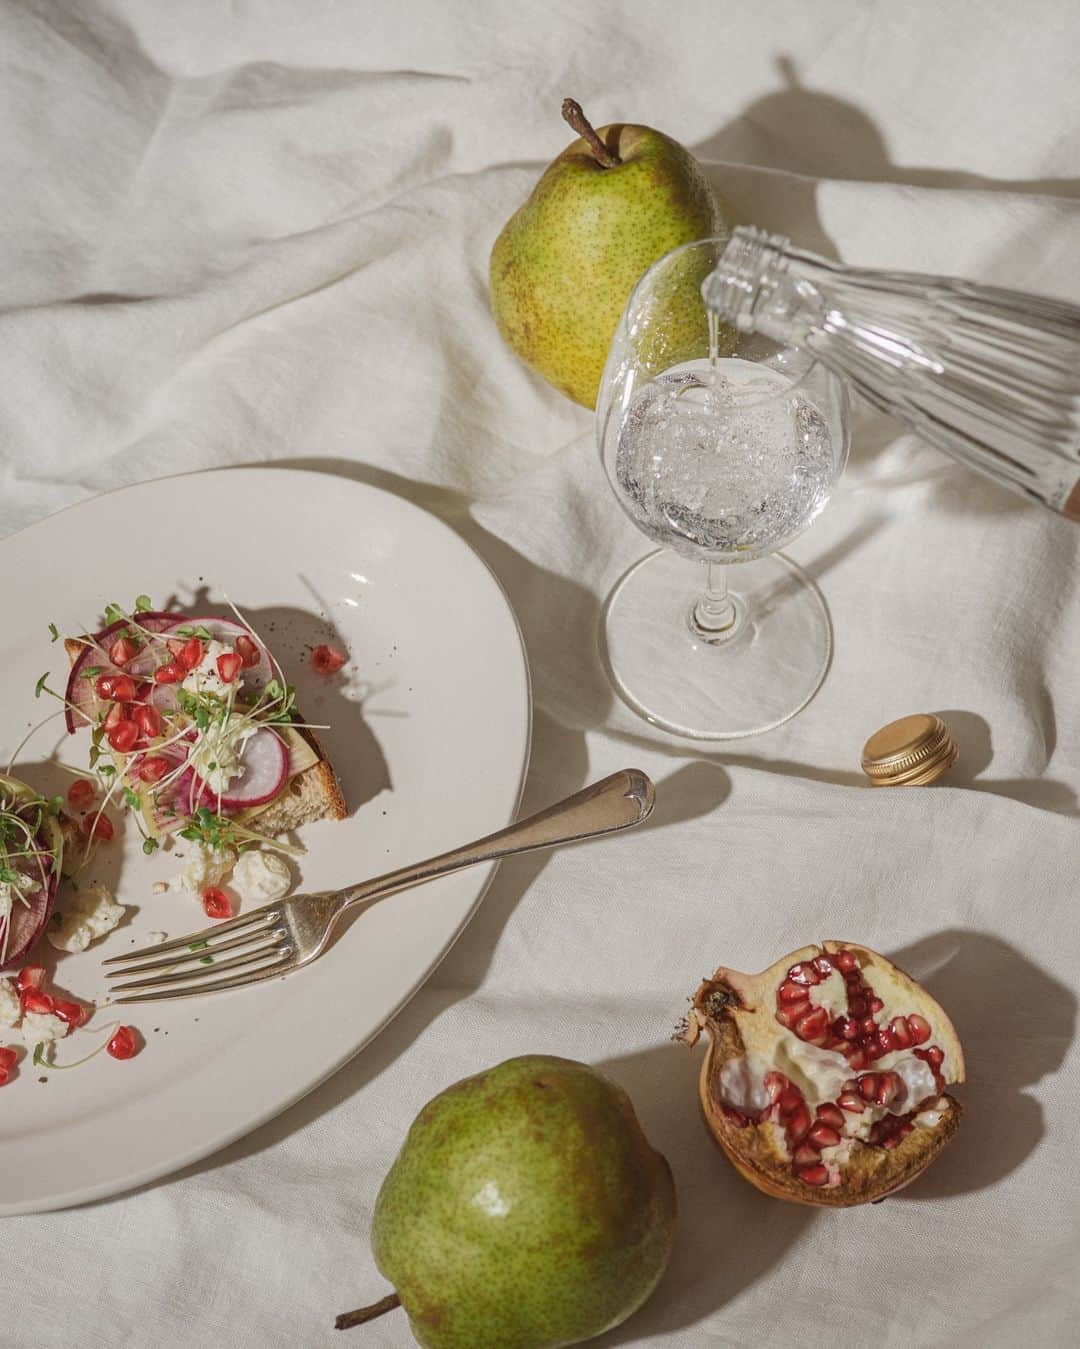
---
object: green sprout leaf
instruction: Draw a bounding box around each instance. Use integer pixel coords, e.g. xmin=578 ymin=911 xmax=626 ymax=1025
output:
xmin=134 ymin=595 xmax=153 ymax=613
xmin=34 ymin=672 xmax=49 ymax=699
xmin=48 ymin=622 xmax=60 ymax=643
xmin=142 ymin=837 xmax=159 ymax=856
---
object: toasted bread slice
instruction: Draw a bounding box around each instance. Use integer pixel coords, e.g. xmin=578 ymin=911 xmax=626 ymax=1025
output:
xmin=64 ymin=636 xmax=347 ymax=835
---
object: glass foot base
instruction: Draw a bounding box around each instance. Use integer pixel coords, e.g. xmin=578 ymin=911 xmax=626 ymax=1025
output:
xmin=600 ymin=549 xmax=832 ymax=740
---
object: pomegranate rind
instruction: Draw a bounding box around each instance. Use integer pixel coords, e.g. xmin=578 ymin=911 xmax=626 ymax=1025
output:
xmin=684 ymin=942 xmax=965 ymax=1208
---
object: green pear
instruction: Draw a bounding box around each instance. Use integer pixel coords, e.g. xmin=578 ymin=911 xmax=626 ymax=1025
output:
xmin=337 ymin=1055 xmax=676 ymax=1347
xmin=490 ymin=99 xmax=732 ymax=408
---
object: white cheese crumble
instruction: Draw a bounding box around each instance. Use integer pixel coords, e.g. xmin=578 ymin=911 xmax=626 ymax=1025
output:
xmin=181 ymin=640 xmax=236 ymax=699
xmin=0 ymin=976 xmax=21 ymax=1028
xmin=21 ymin=1010 xmax=68 ymax=1044
xmin=232 ymin=850 xmax=291 ymax=904
xmin=47 ymin=883 xmax=126 ymax=953
xmin=175 ymin=841 xmax=236 ymax=893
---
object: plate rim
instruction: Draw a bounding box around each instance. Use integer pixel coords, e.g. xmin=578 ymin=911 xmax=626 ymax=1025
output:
xmin=0 ymin=465 xmax=532 ymax=1215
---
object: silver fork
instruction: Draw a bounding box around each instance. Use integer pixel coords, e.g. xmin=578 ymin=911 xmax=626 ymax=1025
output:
xmin=103 ymin=768 xmax=654 ymax=1003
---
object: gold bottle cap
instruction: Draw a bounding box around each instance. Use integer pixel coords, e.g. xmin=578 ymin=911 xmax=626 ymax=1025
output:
xmin=861 ymin=713 xmax=958 ymax=787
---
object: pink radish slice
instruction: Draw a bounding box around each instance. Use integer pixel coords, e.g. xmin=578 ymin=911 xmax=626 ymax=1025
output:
xmin=0 ymin=863 xmax=57 ymax=972
xmin=200 ymin=728 xmax=289 ymax=809
xmin=160 ymin=616 xmax=274 ymax=692
xmin=64 ymin=612 xmax=178 ymax=733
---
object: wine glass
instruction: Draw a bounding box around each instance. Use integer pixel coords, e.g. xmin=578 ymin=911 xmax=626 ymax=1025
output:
xmin=596 ymin=236 xmax=850 ymax=739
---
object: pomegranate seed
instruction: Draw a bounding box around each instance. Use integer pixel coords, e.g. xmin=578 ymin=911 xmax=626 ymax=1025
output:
xmin=907 ymin=1014 xmax=932 ymax=1045
xmin=154 ymin=662 xmax=186 ymax=685
xmin=108 ymin=720 xmax=139 ymax=753
xmin=844 ymin=1047 xmax=869 ymax=1071
xmin=137 ymin=754 xmax=170 ymax=784
xmin=838 ymin=1091 xmax=866 ymax=1113
xmin=859 ymin=1016 xmax=877 ymax=1036
xmin=94 ymin=674 xmax=117 ymax=700
xmin=22 ymin=989 xmax=55 ymax=1016
xmin=202 ymin=887 xmax=233 ymax=920
xmin=808 ymin=1121 xmax=842 ymax=1149
xmin=53 ymin=999 xmax=89 ymax=1029
xmin=135 ymin=704 xmax=163 ymax=739
xmin=776 ymin=1002 xmax=810 ymax=1030
xmin=0 ymin=1067 xmax=8 ymax=1087
xmin=107 ymin=1026 xmax=139 ymax=1060
xmin=817 ymin=1103 xmax=846 ymax=1130
xmin=67 ymin=778 xmax=95 ymax=810
xmin=778 ymin=1085 xmax=802 ymax=1116
xmin=786 ymin=962 xmax=820 ymax=987
xmin=81 ymin=812 xmax=114 ymax=842
xmin=764 ymin=1072 xmax=788 ymax=1102
xmin=868 ymin=996 xmax=884 ymax=1014
xmin=110 ymin=675 xmax=138 ymax=703
xmin=889 ymin=1016 xmax=913 ymax=1049
xmin=796 ymin=1164 xmax=830 ymax=1187
xmin=109 ymin=636 xmax=138 ymax=666
xmin=16 ymin=966 xmax=45 ymax=994
xmin=793 ymin=1143 xmax=821 ymax=1167
xmin=216 ymin=651 xmax=243 ymax=684
xmin=857 ymin=1074 xmax=879 ymax=1102
xmin=849 ymin=996 xmax=868 ymax=1017
xmin=787 ymin=1104 xmax=812 ymax=1142
xmin=311 ymin=643 xmax=346 ymax=675
xmin=835 ymin=1016 xmax=859 ymax=1041
xmin=236 ymin=634 xmax=260 ymax=667
xmin=722 ymin=1106 xmax=749 ymax=1127
xmin=778 ymin=979 xmax=809 ymax=1005
xmin=925 ymin=1045 xmax=944 ymax=1068
xmin=103 ymin=702 xmax=128 ymax=733
xmin=178 ymin=637 xmax=204 ymax=671
xmin=811 ymin=956 xmax=834 ymax=978
xmin=795 ymin=1007 xmax=829 ymax=1042
xmin=834 ymin=949 xmax=859 ymax=974
xmin=0 ymin=1046 xmax=17 ymax=1071
xmin=875 ymin=1072 xmax=904 ymax=1107
xmin=873 ymin=1028 xmax=895 ymax=1057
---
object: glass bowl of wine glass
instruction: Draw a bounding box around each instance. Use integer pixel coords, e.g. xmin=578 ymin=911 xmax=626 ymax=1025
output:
xmin=596 ymin=236 xmax=850 ymax=739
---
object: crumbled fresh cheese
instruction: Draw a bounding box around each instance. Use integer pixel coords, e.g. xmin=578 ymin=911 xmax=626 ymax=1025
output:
xmin=21 ymin=1010 xmax=68 ymax=1044
xmin=47 ymin=883 xmax=126 ymax=953
xmin=0 ymin=976 xmax=21 ymax=1028
xmin=152 ymin=882 xmax=169 ymax=895
xmin=188 ymin=718 xmax=257 ymax=796
xmin=232 ymin=850 xmax=291 ymax=904
xmin=181 ymin=640 xmax=236 ymax=699
xmin=145 ymin=930 xmax=168 ymax=945
xmin=176 ymin=841 xmax=236 ymax=893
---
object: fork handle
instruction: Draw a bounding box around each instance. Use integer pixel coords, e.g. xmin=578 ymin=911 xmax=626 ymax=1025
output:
xmin=336 ymin=769 xmax=654 ymax=910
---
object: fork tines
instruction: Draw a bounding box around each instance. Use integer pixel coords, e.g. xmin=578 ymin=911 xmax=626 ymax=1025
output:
xmin=102 ymin=905 xmax=292 ymax=1002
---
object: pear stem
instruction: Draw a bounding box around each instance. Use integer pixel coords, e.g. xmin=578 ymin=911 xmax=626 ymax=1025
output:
xmin=334 ymin=1293 xmax=401 ymax=1331
xmin=561 ymin=98 xmax=621 ymax=168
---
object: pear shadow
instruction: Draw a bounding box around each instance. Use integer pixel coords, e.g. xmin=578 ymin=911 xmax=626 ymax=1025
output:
xmin=696 ymin=56 xmax=1076 ymax=520
xmin=884 ymin=930 xmax=1074 ymax=1199
xmin=699 ymin=55 xmax=1080 ymax=201
xmin=936 ymin=708 xmax=1077 ymax=818
xmin=592 ymin=1040 xmax=813 ymax=1344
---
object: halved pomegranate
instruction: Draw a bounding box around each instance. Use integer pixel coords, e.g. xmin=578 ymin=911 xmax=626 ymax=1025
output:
xmin=680 ymin=942 xmax=964 ymax=1206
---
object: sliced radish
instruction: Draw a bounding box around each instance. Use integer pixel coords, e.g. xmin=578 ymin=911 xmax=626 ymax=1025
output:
xmin=209 ymin=728 xmax=289 ymax=808
xmin=64 ymin=612 xmax=177 ymax=733
xmin=0 ymin=863 xmax=57 ymax=973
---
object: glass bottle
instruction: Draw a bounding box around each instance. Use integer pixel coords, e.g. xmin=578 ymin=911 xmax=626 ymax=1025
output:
xmin=702 ymin=226 xmax=1080 ymax=521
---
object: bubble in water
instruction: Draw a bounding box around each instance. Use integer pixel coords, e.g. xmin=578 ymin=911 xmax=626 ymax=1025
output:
xmin=614 ymin=357 xmax=836 ymax=559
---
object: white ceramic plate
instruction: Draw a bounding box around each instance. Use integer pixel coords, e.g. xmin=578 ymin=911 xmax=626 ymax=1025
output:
xmin=0 ymin=467 xmax=530 ymax=1214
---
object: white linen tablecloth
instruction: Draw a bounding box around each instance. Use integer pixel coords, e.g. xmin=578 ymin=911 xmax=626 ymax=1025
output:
xmin=2 ymin=2 xmax=1078 ymax=1345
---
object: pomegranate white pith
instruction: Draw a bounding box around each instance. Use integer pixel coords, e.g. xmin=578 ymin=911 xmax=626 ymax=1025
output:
xmin=682 ymin=942 xmax=965 ymax=1206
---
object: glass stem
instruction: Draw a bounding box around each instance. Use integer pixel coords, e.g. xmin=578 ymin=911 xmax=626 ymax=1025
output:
xmin=693 ymin=563 xmax=738 ymax=635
